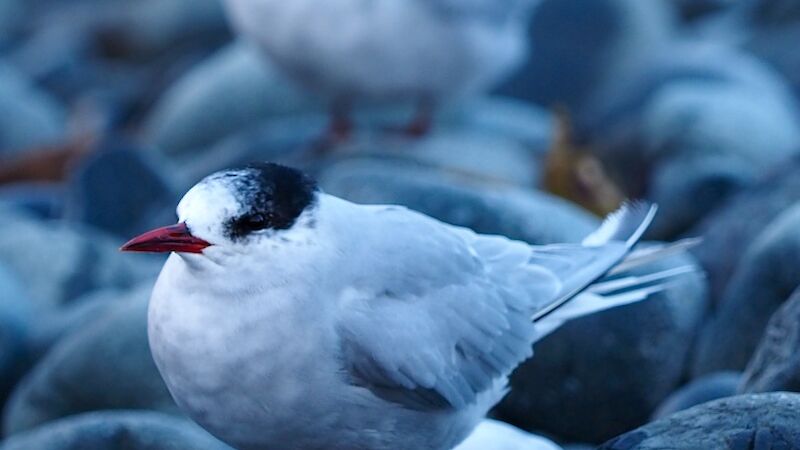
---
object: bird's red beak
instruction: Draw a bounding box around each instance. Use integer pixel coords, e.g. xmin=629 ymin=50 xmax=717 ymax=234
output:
xmin=120 ymin=223 xmax=211 ymax=254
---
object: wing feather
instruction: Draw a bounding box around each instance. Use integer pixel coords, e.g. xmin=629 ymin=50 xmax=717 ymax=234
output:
xmin=337 ymin=201 xmax=668 ymax=411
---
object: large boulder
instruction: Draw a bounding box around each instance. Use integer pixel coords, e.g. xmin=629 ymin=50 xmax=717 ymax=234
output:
xmin=2 ymin=287 xmax=177 ymax=435
xmin=0 ymin=410 xmax=231 ymax=450
xmin=599 ymin=393 xmax=800 ymax=449
xmin=494 ymin=252 xmax=708 ymax=443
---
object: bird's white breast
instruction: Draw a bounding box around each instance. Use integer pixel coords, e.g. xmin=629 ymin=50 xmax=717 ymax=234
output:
xmin=148 ymin=253 xmax=343 ymax=447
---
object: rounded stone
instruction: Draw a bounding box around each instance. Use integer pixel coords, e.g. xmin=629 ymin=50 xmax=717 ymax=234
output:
xmin=689 ymin=156 xmax=800 ymax=305
xmin=499 ymin=0 xmax=676 ymax=110
xmin=64 ymin=146 xmax=176 ymax=238
xmin=0 ymin=213 xmax=161 ymax=313
xmin=319 ymin=158 xmax=599 ymax=245
xmin=2 ymin=287 xmax=177 ymax=435
xmin=740 ymin=287 xmax=800 ymax=394
xmin=652 ymin=372 xmax=741 ymax=419
xmin=599 ymin=393 xmax=800 ymax=450
xmin=494 ymin=252 xmax=708 ymax=443
xmin=144 ymin=42 xmax=319 ymax=155
xmin=0 ymin=64 xmax=65 ymax=157
xmin=0 ymin=410 xmax=231 ymax=450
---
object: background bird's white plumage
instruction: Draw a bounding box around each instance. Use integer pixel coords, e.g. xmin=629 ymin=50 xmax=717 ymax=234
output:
xmin=223 ymin=0 xmax=531 ymax=101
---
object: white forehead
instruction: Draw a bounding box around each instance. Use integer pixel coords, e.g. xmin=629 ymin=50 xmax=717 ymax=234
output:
xmin=176 ymin=178 xmax=244 ymax=242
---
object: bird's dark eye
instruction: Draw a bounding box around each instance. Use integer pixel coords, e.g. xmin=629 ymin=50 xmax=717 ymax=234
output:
xmin=243 ymin=213 xmax=269 ymax=231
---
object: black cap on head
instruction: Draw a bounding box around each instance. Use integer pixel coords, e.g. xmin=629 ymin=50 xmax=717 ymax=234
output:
xmin=218 ymin=163 xmax=318 ymax=240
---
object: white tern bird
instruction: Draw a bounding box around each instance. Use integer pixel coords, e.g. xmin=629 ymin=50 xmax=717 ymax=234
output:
xmin=122 ymin=162 xmax=695 ymax=450
xmin=222 ymin=0 xmax=536 ymax=137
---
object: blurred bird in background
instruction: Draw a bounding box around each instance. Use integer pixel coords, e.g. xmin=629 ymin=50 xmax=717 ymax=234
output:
xmin=223 ymin=0 xmax=537 ymax=140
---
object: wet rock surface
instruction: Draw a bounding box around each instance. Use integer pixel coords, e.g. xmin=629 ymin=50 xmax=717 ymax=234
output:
xmin=599 ymin=393 xmax=800 ymax=450
xmin=0 ymin=411 xmax=232 ymax=450
xmin=740 ymin=287 xmax=800 ymax=394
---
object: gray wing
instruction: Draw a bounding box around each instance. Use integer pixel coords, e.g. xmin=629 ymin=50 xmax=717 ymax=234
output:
xmin=336 ymin=203 xmax=657 ymax=411
xmin=336 ymin=207 xmax=559 ymax=411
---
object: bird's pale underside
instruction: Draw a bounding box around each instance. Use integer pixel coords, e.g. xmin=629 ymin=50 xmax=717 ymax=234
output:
xmin=130 ymin=163 xmax=696 ymax=450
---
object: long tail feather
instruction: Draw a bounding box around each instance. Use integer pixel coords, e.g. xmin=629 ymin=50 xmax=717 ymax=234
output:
xmin=589 ymin=265 xmax=698 ymax=295
xmin=609 ymin=238 xmax=702 ymax=275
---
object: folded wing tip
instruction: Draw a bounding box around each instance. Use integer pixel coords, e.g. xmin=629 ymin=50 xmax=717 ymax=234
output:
xmin=582 ymin=200 xmax=658 ymax=248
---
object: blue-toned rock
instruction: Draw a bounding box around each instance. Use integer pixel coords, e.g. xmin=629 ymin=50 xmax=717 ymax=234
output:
xmin=146 ymin=37 xmax=554 ymax=162
xmin=96 ymin=0 xmax=228 ymax=57
xmin=0 ymin=411 xmax=232 ymax=450
xmin=0 ymin=213 xmax=160 ymax=313
xmin=0 ymin=64 xmax=65 ymax=156
xmin=170 ymin=95 xmax=553 ymax=192
xmin=0 ymin=263 xmax=31 ymax=404
xmin=499 ymin=0 xmax=676 ymax=110
xmin=739 ymin=287 xmax=800 ymax=394
xmin=495 ymin=252 xmax=708 ymax=443
xmin=599 ymin=393 xmax=800 ymax=449
xmin=670 ymin=0 xmax=735 ymax=20
xmin=64 ymin=145 xmax=176 ymax=238
xmin=169 ymin=113 xmax=328 ymax=192
xmin=0 ymin=0 xmax=24 ymax=46
xmin=2 ymin=287 xmax=177 ymax=435
xmin=320 ymin=159 xmax=598 ymax=245
xmin=573 ymin=42 xmax=800 ymax=239
xmin=25 ymin=289 xmax=118 ymax=361
xmin=646 ymin=153 xmax=758 ymax=239
xmin=640 ymin=79 xmax=799 ymax=237
xmin=689 ymin=157 xmax=800 ymax=304
xmin=0 ymin=183 xmax=63 ymax=220
xmin=692 ymin=203 xmax=800 ymax=376
xmin=144 ymin=42 xmax=319 ymax=155
xmin=701 ymin=0 xmax=800 ymax=93
xmin=434 ymin=97 xmax=554 ymax=154
xmin=652 ymin=372 xmax=740 ymax=419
